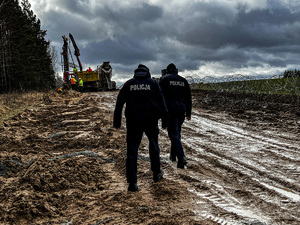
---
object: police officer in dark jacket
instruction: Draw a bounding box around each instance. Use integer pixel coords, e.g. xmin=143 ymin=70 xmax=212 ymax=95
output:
xmin=159 ymin=63 xmax=192 ymax=168
xmin=113 ymin=64 xmax=168 ymax=192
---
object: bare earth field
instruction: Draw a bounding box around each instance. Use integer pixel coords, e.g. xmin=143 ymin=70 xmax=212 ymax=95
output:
xmin=0 ymin=89 xmax=299 ymax=225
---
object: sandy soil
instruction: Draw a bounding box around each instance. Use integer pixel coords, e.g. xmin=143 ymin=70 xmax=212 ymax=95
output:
xmin=0 ymin=89 xmax=299 ymax=225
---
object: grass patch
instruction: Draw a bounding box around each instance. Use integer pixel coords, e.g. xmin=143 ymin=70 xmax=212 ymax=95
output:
xmin=192 ymin=77 xmax=300 ymax=96
xmin=0 ymin=91 xmax=44 ymax=126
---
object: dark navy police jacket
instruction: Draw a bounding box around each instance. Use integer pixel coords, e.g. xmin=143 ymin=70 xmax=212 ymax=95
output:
xmin=113 ymin=69 xmax=168 ymax=128
xmin=159 ymin=72 xmax=192 ymax=117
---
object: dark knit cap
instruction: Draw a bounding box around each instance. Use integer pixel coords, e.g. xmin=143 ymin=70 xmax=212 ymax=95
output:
xmin=137 ymin=64 xmax=149 ymax=72
xmin=134 ymin=64 xmax=150 ymax=74
xmin=166 ymin=63 xmax=177 ymax=73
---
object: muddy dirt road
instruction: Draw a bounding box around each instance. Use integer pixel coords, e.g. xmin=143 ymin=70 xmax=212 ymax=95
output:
xmin=0 ymin=90 xmax=299 ymax=225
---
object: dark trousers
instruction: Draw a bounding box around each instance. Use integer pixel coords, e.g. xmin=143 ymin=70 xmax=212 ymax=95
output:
xmin=71 ymin=84 xmax=77 ymax=91
xmin=126 ymin=120 xmax=161 ymax=184
xmin=168 ymin=113 xmax=185 ymax=159
xmin=79 ymin=86 xmax=83 ymax=93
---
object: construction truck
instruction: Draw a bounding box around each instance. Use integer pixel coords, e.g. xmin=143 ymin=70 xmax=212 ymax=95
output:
xmin=61 ymin=33 xmax=116 ymax=91
xmin=75 ymin=62 xmax=116 ymax=91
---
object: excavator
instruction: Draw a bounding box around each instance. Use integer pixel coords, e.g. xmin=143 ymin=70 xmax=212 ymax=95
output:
xmin=61 ymin=33 xmax=116 ymax=91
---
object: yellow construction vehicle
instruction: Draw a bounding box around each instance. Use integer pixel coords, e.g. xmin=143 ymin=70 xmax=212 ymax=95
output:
xmin=76 ymin=62 xmax=116 ymax=91
xmin=61 ymin=33 xmax=116 ymax=91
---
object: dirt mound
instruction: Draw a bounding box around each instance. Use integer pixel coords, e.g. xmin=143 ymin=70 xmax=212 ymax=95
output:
xmin=192 ymin=89 xmax=300 ymax=133
xmin=193 ymin=89 xmax=300 ymax=112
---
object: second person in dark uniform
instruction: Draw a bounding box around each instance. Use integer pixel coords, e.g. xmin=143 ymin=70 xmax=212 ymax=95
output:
xmin=159 ymin=63 xmax=192 ymax=169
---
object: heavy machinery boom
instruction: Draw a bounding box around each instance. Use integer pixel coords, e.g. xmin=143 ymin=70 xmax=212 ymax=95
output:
xmin=61 ymin=35 xmax=70 ymax=83
xmin=69 ymin=33 xmax=83 ymax=72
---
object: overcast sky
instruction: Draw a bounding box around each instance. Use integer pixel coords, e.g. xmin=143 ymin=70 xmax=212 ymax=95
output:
xmin=29 ymin=0 xmax=300 ymax=84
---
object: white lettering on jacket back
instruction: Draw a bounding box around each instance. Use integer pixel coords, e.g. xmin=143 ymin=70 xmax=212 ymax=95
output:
xmin=170 ymin=81 xmax=185 ymax=87
xmin=130 ymin=84 xmax=151 ymax=91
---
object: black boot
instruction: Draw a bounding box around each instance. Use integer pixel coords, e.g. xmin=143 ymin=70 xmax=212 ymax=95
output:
xmin=169 ymin=154 xmax=176 ymax=162
xmin=153 ymin=169 xmax=164 ymax=182
xmin=177 ymin=157 xmax=187 ymax=169
xmin=128 ymin=183 xmax=139 ymax=192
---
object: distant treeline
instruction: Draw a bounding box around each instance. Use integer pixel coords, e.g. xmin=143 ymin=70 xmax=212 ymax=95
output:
xmin=0 ymin=0 xmax=56 ymax=93
xmin=282 ymin=69 xmax=300 ymax=78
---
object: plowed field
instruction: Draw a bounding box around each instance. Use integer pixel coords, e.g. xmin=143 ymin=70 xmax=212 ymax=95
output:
xmin=0 ymin=90 xmax=299 ymax=225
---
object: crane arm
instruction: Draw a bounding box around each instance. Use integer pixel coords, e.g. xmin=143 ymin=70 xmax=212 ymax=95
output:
xmin=69 ymin=33 xmax=83 ymax=72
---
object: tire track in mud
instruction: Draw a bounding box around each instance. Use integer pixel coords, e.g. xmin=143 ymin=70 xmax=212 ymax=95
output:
xmin=158 ymin=108 xmax=300 ymax=224
xmin=192 ymin=110 xmax=299 ymax=154
xmin=185 ymin=110 xmax=300 ymax=186
xmin=142 ymin=131 xmax=268 ymax=224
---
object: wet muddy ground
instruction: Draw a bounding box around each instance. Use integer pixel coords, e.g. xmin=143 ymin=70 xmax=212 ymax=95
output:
xmin=0 ymin=89 xmax=299 ymax=225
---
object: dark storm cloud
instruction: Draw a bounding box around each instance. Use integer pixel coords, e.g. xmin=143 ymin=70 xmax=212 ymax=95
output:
xmin=99 ymin=3 xmax=163 ymax=24
xmin=81 ymin=38 xmax=155 ymax=65
xmin=175 ymin=2 xmax=300 ymax=49
xmin=30 ymin=0 xmax=300 ymax=80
